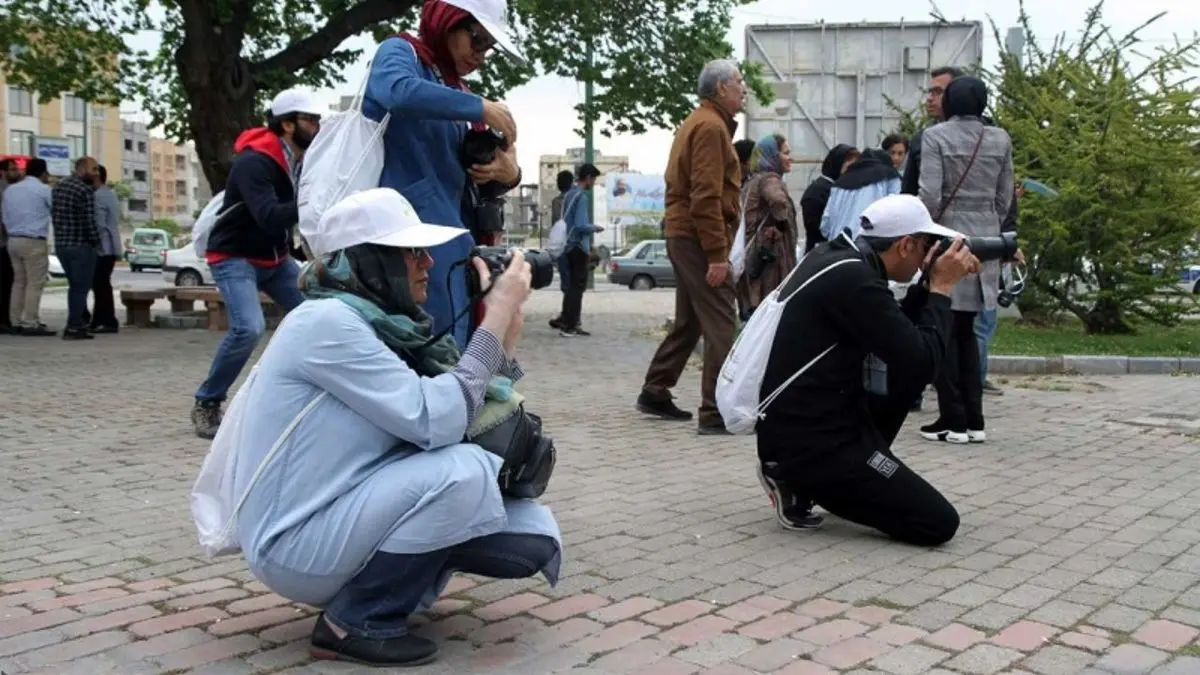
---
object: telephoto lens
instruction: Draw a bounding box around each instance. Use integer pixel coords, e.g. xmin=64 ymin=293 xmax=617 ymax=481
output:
xmin=466 ymin=247 xmax=556 ymax=297
xmin=935 ymin=231 xmax=1019 ymax=263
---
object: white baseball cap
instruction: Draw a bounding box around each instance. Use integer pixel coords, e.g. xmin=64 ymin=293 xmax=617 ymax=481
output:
xmin=316 ymin=188 xmax=468 ymax=255
xmin=269 ymin=88 xmax=324 ymax=117
xmin=859 ymin=194 xmax=960 ymax=240
xmin=442 ymin=0 xmax=524 ymax=63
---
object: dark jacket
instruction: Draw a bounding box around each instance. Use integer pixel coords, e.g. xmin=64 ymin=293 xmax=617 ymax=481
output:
xmin=756 ymin=237 xmax=953 ymax=474
xmin=800 ymin=144 xmax=856 ymax=252
xmin=206 ymin=128 xmax=297 ymax=263
xmin=900 ymin=129 xmax=925 ymax=196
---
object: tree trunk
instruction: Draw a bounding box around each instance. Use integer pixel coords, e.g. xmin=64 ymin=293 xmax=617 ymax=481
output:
xmin=1083 ymin=297 xmax=1135 ymax=335
xmin=176 ymin=34 xmax=258 ymax=192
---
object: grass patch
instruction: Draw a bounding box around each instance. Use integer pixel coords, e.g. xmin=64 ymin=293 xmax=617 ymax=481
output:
xmin=992 ymin=316 xmax=1200 ymax=357
xmin=45 ymin=278 xmax=68 ymax=288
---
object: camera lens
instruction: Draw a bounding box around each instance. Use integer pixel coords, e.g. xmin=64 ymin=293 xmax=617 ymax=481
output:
xmin=963 ymin=232 xmax=1019 ymax=263
xmin=523 ymin=250 xmax=555 ymax=290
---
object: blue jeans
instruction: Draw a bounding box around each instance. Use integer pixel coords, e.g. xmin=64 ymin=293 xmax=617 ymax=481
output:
xmin=975 ymin=308 xmax=998 ymax=385
xmin=194 ymin=258 xmax=304 ymax=403
xmin=325 ymin=533 xmax=558 ymax=639
xmin=57 ymin=246 xmax=98 ymax=330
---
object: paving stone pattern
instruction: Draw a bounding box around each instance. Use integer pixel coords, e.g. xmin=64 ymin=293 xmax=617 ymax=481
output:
xmin=3 ymin=287 xmax=1200 ymax=674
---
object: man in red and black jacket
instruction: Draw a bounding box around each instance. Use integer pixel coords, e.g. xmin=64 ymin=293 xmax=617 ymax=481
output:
xmin=191 ymin=88 xmax=322 ymax=439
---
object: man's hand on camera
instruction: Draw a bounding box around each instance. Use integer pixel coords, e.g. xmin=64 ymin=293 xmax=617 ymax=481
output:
xmin=928 ymin=238 xmax=981 ymax=297
xmin=482 ymin=100 xmax=517 ymax=143
xmin=469 ymin=148 xmax=519 ymax=185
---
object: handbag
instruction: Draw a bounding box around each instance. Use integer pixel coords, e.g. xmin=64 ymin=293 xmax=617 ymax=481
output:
xmin=933 ymin=126 xmax=986 ymax=222
xmin=467 ymin=404 xmax=556 ymax=499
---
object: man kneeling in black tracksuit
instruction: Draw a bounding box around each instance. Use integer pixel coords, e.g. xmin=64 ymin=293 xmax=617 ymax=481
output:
xmin=755 ymin=194 xmax=979 ymax=547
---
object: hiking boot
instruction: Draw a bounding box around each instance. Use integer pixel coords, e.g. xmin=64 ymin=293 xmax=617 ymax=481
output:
xmin=192 ymin=400 xmax=222 ymax=440
xmin=310 ymin=613 xmax=438 ymax=666
xmin=919 ymin=421 xmax=969 ymax=445
xmin=757 ymin=463 xmax=823 ymax=531
xmin=635 ymin=392 xmax=693 ymax=421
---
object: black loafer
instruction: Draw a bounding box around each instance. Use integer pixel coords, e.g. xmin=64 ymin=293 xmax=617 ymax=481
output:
xmin=310 ymin=613 xmax=438 ymax=667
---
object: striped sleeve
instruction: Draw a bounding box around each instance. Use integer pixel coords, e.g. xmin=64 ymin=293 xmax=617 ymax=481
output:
xmin=451 ymin=327 xmax=508 ymax=426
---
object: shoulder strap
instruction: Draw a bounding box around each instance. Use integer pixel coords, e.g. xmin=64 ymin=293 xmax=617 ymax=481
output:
xmin=935 ymin=125 xmax=986 ymax=222
xmin=562 ymin=190 xmax=584 ymax=222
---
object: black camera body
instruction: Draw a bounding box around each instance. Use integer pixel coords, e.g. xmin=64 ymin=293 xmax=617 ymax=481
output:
xmin=465 ymin=246 xmax=557 ymax=298
xmin=934 ymin=231 xmax=1019 ymax=263
xmin=462 ymin=128 xmax=509 ymax=168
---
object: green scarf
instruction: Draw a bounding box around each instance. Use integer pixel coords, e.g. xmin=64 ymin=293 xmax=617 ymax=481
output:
xmin=300 ymin=247 xmax=522 ymax=437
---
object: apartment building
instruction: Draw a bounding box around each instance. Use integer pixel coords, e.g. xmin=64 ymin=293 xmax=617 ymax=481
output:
xmin=537 ymin=148 xmax=629 ymax=231
xmin=1 ymin=76 xmax=122 ymax=178
xmin=121 ymin=121 xmax=152 ymax=224
xmin=149 ymin=139 xmax=212 ymax=224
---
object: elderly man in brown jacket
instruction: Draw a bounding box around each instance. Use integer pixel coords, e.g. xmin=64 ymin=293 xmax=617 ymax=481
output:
xmin=636 ymin=59 xmax=747 ymax=434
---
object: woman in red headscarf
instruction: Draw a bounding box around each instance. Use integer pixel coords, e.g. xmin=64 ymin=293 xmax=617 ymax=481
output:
xmin=363 ymin=0 xmax=524 ymax=349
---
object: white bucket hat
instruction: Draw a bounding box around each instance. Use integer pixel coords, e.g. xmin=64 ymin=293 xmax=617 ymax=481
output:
xmin=315 ymin=188 xmax=467 ymax=256
xmin=442 ymin=0 xmax=524 ymax=63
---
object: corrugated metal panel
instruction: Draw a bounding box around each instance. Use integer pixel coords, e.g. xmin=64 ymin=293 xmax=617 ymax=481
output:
xmin=743 ymin=21 xmax=984 ymax=196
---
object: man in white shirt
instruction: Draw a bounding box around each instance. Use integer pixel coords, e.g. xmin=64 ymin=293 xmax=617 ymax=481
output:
xmin=1 ymin=158 xmax=55 ymax=336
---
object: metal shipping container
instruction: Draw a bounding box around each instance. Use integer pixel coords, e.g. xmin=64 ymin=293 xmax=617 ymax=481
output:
xmin=743 ymin=21 xmax=984 ymax=194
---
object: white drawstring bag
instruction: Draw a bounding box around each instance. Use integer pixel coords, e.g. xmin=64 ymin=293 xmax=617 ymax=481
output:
xmin=191 ymin=191 xmax=227 ymax=257
xmin=191 ymin=367 xmax=327 ymax=557
xmin=546 ymin=191 xmax=583 ymax=259
xmin=716 ymin=258 xmax=860 ymax=434
xmin=297 ymin=64 xmax=390 ymax=257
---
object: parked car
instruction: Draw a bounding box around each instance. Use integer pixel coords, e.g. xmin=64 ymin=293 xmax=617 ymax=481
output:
xmin=162 ymin=246 xmax=214 ymax=287
xmin=125 ymin=228 xmax=172 ymax=271
xmin=606 ymin=239 xmax=675 ymax=290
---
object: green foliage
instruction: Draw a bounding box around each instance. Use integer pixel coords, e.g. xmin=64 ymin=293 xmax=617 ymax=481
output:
xmin=622 ymin=224 xmax=661 ymax=247
xmin=882 ymin=95 xmax=930 ymax=141
xmin=0 ymin=0 xmax=768 ymax=186
xmin=985 ymin=1 xmax=1200 ymax=333
xmin=148 ymin=218 xmax=181 ymax=237
xmin=108 ymin=179 xmax=133 ymax=201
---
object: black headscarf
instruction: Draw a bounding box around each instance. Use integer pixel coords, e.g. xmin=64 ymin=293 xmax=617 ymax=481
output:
xmin=820 ymin=144 xmax=856 ymax=181
xmin=833 ymin=148 xmax=900 ymax=191
xmin=943 ymin=75 xmax=988 ymax=119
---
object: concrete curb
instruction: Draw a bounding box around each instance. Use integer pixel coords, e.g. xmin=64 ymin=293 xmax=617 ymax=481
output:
xmin=990 ymin=355 xmax=1200 ymax=376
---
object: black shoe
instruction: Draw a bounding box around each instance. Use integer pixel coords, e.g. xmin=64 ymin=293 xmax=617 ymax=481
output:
xmin=20 ymin=324 xmax=56 ymax=337
xmin=310 ymin=613 xmax=438 ymax=666
xmin=919 ymin=421 xmax=969 ymax=444
xmin=697 ymin=422 xmax=731 ymax=436
xmin=192 ymin=400 xmax=222 ymax=440
xmin=559 ymin=327 xmax=591 ymax=337
xmin=757 ymin=463 xmax=824 ymax=531
xmin=549 ymin=317 xmax=564 ymax=330
xmin=62 ymin=328 xmax=94 ymax=340
xmin=636 ymin=392 xmax=693 ymax=421
xmin=0 ymin=324 xmax=12 ymax=335
xmin=89 ymin=325 xmax=119 ymax=334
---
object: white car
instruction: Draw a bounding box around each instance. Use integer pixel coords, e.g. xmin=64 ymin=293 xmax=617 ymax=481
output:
xmin=162 ymin=246 xmax=214 ymax=286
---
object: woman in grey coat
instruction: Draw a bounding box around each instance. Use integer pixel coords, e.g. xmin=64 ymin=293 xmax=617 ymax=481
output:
xmin=917 ymin=76 xmax=1014 ymax=444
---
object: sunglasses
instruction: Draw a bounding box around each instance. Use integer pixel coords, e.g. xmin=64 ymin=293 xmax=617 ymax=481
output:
xmin=465 ymin=24 xmax=496 ymax=55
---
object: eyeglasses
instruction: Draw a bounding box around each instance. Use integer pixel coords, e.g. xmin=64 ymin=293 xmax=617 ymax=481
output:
xmin=926 ymin=86 xmax=946 ymax=97
xmin=403 ymin=247 xmax=431 ymax=261
xmin=466 ymin=25 xmax=496 ymax=55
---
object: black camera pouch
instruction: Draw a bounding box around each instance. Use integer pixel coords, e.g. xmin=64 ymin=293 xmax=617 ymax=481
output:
xmin=468 ymin=404 xmax=556 ymax=500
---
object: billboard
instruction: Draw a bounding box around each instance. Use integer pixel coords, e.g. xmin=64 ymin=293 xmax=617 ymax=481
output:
xmin=33 ymin=136 xmax=72 ymax=176
xmin=605 ymin=172 xmax=665 ymax=226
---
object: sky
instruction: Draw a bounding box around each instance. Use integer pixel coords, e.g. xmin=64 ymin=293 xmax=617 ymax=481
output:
xmin=123 ymin=0 xmax=1199 ymax=181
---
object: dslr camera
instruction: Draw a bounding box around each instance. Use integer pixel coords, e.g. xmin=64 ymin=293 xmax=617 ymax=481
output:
xmin=932 ymin=231 xmax=1019 ymax=263
xmin=461 ymin=128 xmax=511 ymax=236
xmin=466 ymin=246 xmax=557 ymax=298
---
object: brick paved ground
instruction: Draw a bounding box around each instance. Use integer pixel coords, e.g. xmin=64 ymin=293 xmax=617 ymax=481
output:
xmin=3 ymin=287 xmax=1200 ymax=674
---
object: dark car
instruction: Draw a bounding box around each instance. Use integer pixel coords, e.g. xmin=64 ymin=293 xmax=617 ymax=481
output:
xmin=606 ymin=239 xmax=675 ymax=290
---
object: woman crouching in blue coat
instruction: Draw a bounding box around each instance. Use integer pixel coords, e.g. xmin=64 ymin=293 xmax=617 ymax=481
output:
xmin=230 ymin=189 xmax=561 ymax=667
xmin=364 ymin=0 xmax=524 ymax=348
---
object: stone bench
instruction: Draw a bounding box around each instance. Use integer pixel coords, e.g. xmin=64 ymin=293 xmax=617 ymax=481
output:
xmin=119 ymin=289 xmax=167 ymax=328
xmin=170 ymin=287 xmax=280 ymax=331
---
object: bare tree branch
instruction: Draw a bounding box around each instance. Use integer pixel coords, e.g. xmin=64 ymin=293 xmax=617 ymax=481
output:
xmin=250 ymin=0 xmax=419 ymax=76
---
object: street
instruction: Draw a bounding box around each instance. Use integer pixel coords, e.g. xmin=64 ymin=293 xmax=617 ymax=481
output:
xmin=2 ymin=291 xmax=1200 ymax=674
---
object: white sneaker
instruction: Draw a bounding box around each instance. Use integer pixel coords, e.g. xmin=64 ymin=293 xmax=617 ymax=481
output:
xmin=921 ymin=429 xmax=970 ymax=444
xmin=968 ymin=430 xmax=986 ymax=443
